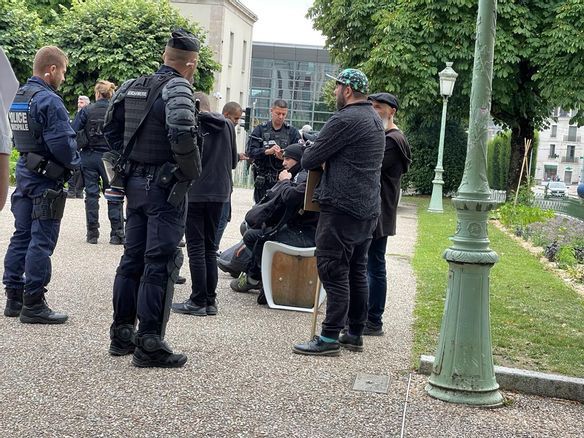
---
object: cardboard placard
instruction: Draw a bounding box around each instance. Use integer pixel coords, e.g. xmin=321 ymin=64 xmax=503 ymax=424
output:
xmin=304 ymin=169 xmax=322 ymax=212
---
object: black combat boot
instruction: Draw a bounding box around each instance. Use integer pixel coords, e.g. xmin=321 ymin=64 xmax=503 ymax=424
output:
xmin=87 ymin=228 xmax=99 ymax=244
xmin=19 ymin=293 xmax=68 ymax=324
xmin=132 ymin=334 xmax=187 ymax=368
xmin=109 ymin=323 xmax=136 ymax=356
xmin=4 ymin=288 xmax=23 ymax=317
xmin=109 ymin=227 xmax=125 ymax=245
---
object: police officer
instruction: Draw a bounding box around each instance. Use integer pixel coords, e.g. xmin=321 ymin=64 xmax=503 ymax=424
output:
xmin=3 ymin=46 xmax=80 ymax=323
xmin=72 ymin=80 xmax=124 ymax=245
xmin=247 ymin=99 xmax=300 ymax=203
xmin=104 ymin=29 xmax=202 ymax=368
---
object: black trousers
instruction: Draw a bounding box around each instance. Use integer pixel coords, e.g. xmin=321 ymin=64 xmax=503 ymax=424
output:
xmin=185 ymin=201 xmax=223 ymax=306
xmin=316 ymin=207 xmax=376 ymax=339
xmin=243 ymin=224 xmax=316 ymax=281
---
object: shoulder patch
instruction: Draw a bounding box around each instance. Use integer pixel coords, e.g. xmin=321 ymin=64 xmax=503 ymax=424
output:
xmin=127 ymin=89 xmax=149 ymax=99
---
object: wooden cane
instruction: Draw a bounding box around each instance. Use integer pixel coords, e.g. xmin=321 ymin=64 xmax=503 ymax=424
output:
xmin=310 ymin=277 xmax=322 ymax=338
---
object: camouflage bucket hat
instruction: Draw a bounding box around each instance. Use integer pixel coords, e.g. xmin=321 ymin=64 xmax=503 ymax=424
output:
xmin=326 ymin=68 xmax=369 ymax=94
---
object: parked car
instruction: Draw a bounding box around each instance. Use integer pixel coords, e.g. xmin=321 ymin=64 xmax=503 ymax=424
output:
xmin=545 ymin=181 xmax=568 ymax=197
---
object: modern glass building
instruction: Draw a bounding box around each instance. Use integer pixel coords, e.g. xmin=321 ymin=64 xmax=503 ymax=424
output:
xmin=249 ymin=42 xmax=337 ymax=131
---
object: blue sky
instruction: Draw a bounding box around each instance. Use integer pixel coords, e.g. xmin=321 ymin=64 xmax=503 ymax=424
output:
xmin=240 ymin=0 xmax=326 ymax=46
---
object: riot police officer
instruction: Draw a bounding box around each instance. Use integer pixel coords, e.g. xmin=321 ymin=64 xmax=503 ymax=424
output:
xmin=72 ymin=80 xmax=124 ymax=245
xmin=3 ymin=46 xmax=80 ymax=323
xmin=247 ymin=99 xmax=300 ymax=203
xmin=104 ymin=29 xmax=202 ymax=368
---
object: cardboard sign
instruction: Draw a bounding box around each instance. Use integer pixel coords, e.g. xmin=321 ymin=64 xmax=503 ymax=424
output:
xmin=304 ymin=169 xmax=322 ymax=212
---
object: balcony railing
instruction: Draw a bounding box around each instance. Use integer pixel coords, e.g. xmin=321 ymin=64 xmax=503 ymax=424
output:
xmin=563 ymin=135 xmax=581 ymax=142
xmin=561 ymin=156 xmax=577 ymax=163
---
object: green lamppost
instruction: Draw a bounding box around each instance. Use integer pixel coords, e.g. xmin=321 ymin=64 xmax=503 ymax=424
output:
xmin=428 ymin=62 xmax=458 ymax=213
xmin=425 ymin=0 xmax=504 ymax=407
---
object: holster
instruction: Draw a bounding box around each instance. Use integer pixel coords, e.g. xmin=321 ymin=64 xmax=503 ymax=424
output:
xmin=167 ymin=180 xmax=192 ymax=208
xmin=32 ymin=188 xmax=67 ymax=220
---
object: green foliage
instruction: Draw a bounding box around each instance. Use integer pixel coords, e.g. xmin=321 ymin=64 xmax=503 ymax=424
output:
xmin=0 ymin=0 xmax=43 ymax=83
xmin=24 ymin=0 xmax=72 ymax=24
xmin=497 ymin=203 xmax=554 ymax=230
xmin=487 ymin=131 xmax=511 ymax=190
xmin=319 ymin=79 xmax=337 ymax=112
xmin=9 ymin=147 xmax=18 ymax=185
xmin=557 ymin=246 xmax=577 ymax=269
xmin=309 ymin=0 xmax=584 ymax=194
xmin=46 ymin=0 xmax=219 ymax=110
xmin=401 ymin=111 xmax=467 ymax=195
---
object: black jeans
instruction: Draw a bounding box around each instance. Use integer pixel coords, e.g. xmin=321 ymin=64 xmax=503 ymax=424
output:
xmin=367 ymin=236 xmax=388 ymax=328
xmin=243 ymin=224 xmax=316 ymax=281
xmin=185 ymin=201 xmax=223 ymax=306
xmin=316 ymin=208 xmax=376 ymax=339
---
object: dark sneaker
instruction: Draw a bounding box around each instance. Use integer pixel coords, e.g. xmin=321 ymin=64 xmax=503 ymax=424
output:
xmin=4 ymin=289 xmax=23 ymax=317
xmin=292 ymin=336 xmax=340 ymax=357
xmin=109 ymin=324 xmax=136 ymax=356
xmin=230 ymin=273 xmax=261 ymax=293
xmin=109 ymin=235 xmax=124 ymax=245
xmin=175 ymin=275 xmax=187 ymax=285
xmin=257 ymin=289 xmax=267 ymax=305
xmin=339 ymin=332 xmax=364 ymax=352
xmin=363 ymin=324 xmax=384 ymax=337
xmin=20 ymin=297 xmax=68 ymax=324
xmin=206 ymin=302 xmax=218 ymax=316
xmin=171 ymin=299 xmax=207 ymax=316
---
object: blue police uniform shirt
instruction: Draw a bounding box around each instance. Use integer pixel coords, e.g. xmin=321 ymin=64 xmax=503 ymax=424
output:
xmin=15 ymin=76 xmax=80 ymax=193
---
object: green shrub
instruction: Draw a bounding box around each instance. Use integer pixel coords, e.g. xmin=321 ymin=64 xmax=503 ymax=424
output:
xmin=497 ymin=203 xmax=554 ymax=230
xmin=9 ymin=147 xmax=18 ymax=185
xmin=557 ymin=246 xmax=577 ymax=269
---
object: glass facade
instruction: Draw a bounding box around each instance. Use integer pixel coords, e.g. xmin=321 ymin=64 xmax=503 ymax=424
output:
xmin=249 ymin=43 xmax=338 ymax=131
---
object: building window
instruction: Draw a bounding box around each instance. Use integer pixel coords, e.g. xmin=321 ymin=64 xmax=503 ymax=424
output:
xmin=228 ymin=32 xmax=234 ymax=66
xmin=226 ymin=87 xmax=231 ymax=103
xmin=242 ymin=40 xmax=247 ymax=72
xmin=567 ymin=145 xmax=575 ymax=161
xmin=240 ymin=92 xmax=244 ymax=105
xmin=550 ymin=125 xmax=557 ymax=138
xmin=568 ymin=126 xmax=577 ymax=142
xmin=548 ymin=144 xmax=556 ymax=158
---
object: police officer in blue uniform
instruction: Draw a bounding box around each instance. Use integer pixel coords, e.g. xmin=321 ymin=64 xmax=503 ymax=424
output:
xmin=247 ymin=99 xmax=300 ymax=203
xmin=104 ymin=29 xmax=202 ymax=368
xmin=3 ymin=46 xmax=80 ymax=323
xmin=72 ymin=80 xmax=124 ymax=245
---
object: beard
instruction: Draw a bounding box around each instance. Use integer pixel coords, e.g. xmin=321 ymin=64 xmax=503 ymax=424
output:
xmin=381 ymin=116 xmax=390 ymax=131
xmin=335 ymin=92 xmax=346 ymax=110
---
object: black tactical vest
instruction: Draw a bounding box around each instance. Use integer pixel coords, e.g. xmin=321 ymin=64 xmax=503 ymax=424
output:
xmin=124 ymin=73 xmax=175 ymax=164
xmin=83 ymin=100 xmax=108 ymax=149
xmin=258 ymin=123 xmax=291 ymax=173
xmin=9 ymin=85 xmax=47 ymax=155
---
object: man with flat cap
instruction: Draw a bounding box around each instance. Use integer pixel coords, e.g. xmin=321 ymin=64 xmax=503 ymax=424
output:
xmin=364 ymin=92 xmax=412 ymax=336
xmin=103 ymin=29 xmax=202 ymax=368
xmin=293 ymin=69 xmax=385 ymax=356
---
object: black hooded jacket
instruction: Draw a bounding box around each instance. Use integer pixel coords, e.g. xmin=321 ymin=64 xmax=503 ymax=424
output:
xmin=188 ymin=112 xmax=237 ymax=203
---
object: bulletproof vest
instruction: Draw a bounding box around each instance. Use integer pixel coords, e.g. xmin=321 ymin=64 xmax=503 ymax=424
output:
xmin=83 ymin=100 xmax=108 ymax=149
xmin=257 ymin=123 xmax=291 ymax=173
xmin=9 ymin=85 xmax=47 ymax=155
xmin=124 ymin=73 xmax=174 ymax=164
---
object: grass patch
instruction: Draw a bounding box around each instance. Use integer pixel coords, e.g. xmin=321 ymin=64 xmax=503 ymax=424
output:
xmin=408 ymin=196 xmax=584 ymax=377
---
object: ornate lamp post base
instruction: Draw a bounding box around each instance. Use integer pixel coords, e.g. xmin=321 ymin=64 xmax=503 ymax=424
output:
xmin=426 ymin=198 xmax=503 ymax=407
xmin=428 ymin=171 xmax=445 ymax=213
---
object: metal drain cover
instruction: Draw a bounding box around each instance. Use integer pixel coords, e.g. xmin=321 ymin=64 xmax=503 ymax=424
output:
xmin=353 ymin=373 xmax=390 ymax=394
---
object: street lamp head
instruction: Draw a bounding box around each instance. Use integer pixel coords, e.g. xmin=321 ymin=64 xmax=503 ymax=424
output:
xmin=439 ymin=62 xmax=458 ymax=98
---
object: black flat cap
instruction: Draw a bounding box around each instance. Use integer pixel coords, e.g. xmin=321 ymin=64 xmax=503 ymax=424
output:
xmin=167 ymin=28 xmax=200 ymax=52
xmin=282 ymin=143 xmax=304 ymax=162
xmin=368 ymin=92 xmax=399 ymax=111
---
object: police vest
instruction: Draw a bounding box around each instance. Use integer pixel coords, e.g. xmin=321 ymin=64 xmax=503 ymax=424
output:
xmin=124 ymin=73 xmax=175 ymax=164
xmin=9 ymin=85 xmax=47 ymax=155
xmin=83 ymin=100 xmax=108 ymax=149
xmin=257 ymin=122 xmax=291 ymax=173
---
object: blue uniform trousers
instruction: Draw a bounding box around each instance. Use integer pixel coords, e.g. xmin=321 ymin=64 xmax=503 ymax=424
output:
xmin=80 ymin=148 xmax=123 ymax=234
xmin=3 ymin=161 xmax=63 ymax=298
xmin=112 ymin=173 xmax=185 ymax=335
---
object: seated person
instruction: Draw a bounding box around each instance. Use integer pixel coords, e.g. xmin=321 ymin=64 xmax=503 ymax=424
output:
xmin=230 ymin=143 xmax=318 ymax=303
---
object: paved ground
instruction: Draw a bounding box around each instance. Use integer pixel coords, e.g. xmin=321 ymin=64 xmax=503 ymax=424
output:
xmin=0 ymin=188 xmax=582 ymax=437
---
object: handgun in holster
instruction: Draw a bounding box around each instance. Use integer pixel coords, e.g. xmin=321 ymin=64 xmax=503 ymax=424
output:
xmin=25 ymin=152 xmax=70 ymax=182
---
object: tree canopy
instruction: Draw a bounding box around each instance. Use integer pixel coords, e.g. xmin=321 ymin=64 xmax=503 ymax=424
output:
xmin=0 ymin=0 xmax=219 ymax=110
xmin=308 ymin=0 xmax=584 ymax=193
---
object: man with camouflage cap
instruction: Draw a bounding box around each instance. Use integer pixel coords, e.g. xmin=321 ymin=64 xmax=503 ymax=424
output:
xmin=292 ymin=68 xmax=385 ymax=356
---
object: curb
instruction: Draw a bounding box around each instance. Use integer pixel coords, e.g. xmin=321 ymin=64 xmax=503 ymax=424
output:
xmin=419 ymin=355 xmax=584 ymax=402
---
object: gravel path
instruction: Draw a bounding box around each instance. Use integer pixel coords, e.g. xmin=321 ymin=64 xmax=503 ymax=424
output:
xmin=0 ymin=188 xmax=581 ymax=437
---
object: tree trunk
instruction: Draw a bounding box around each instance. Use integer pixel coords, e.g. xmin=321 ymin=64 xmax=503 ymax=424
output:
xmin=506 ymin=118 xmax=534 ymax=196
